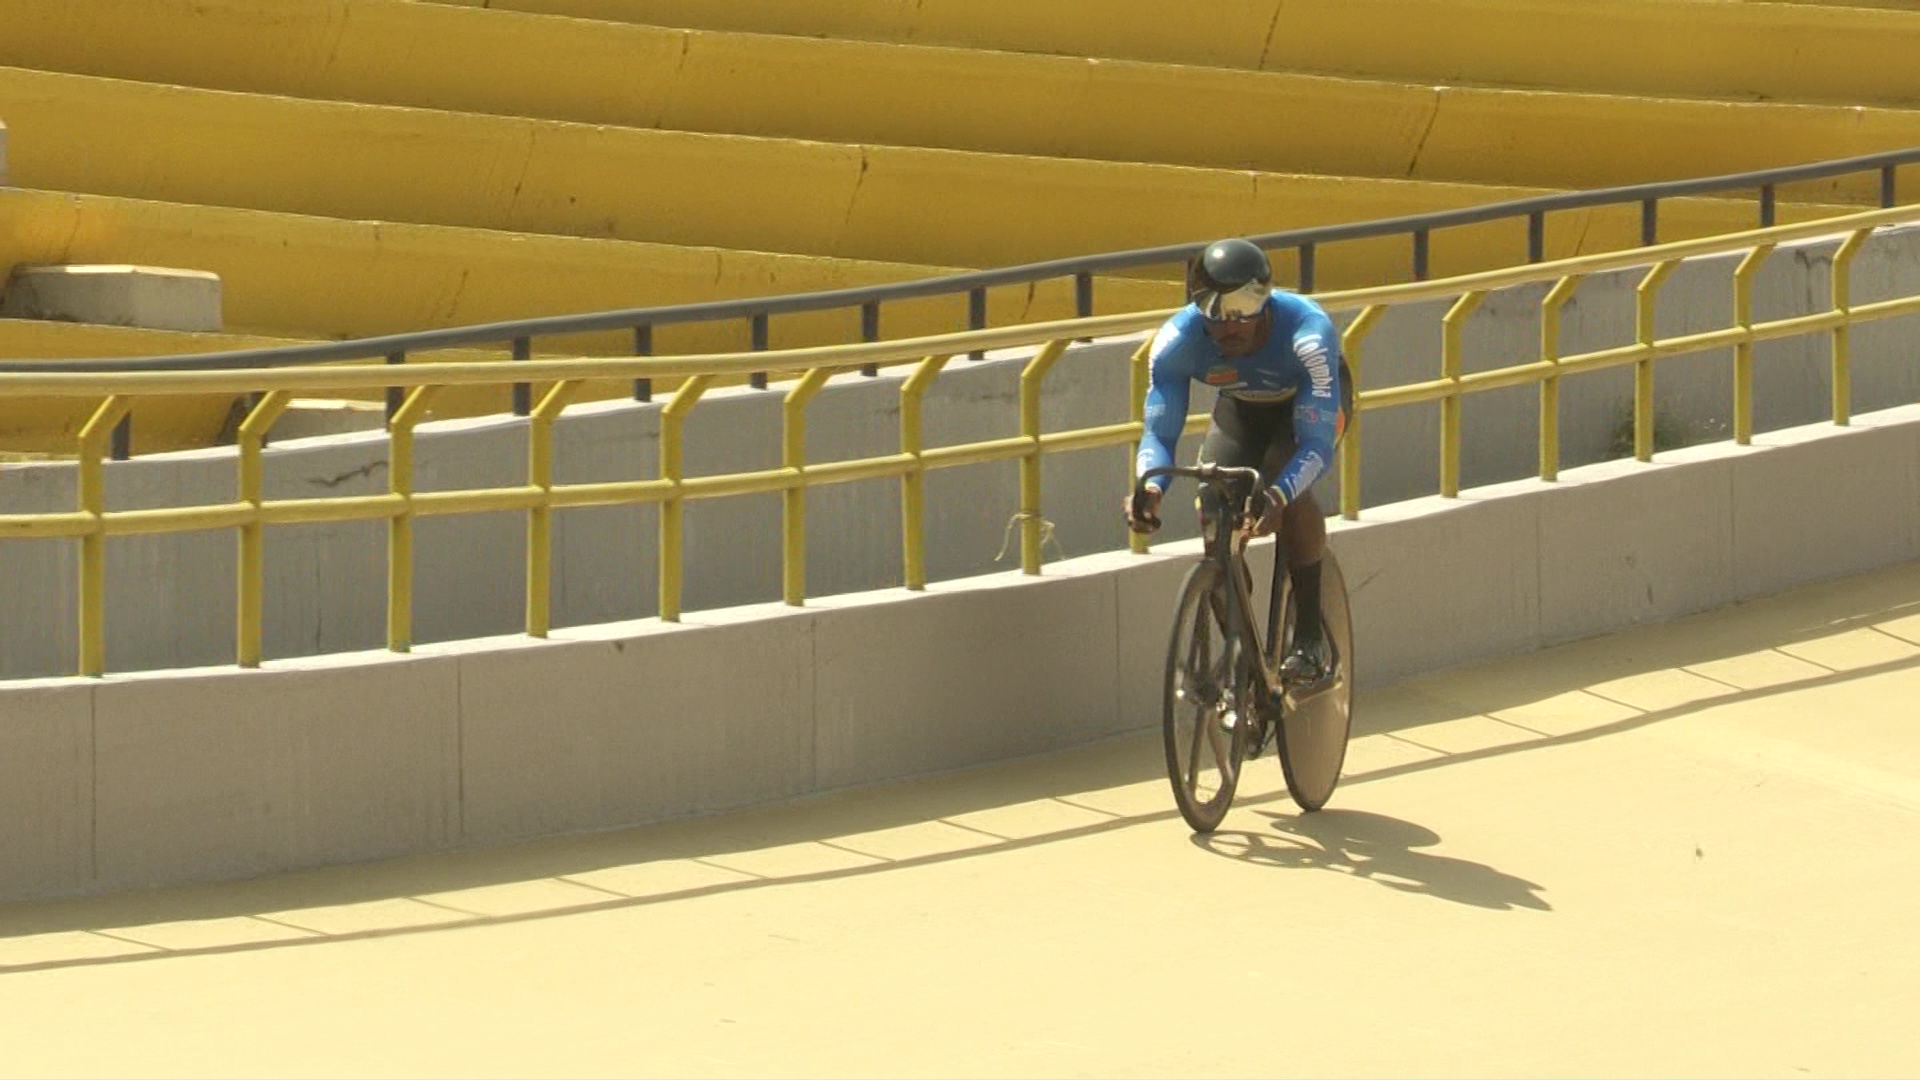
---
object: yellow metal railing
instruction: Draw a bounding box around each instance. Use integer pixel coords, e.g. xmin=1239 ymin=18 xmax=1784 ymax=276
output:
xmin=6 ymin=204 xmax=1920 ymax=676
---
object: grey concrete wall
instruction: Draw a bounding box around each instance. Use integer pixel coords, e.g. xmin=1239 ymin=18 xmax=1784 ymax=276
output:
xmin=2 ymin=402 xmax=1917 ymax=902
xmin=0 ymin=678 xmax=92 ymax=898
xmin=90 ymin=650 xmax=461 ymax=892
xmin=3 ymin=224 xmax=1919 ymax=678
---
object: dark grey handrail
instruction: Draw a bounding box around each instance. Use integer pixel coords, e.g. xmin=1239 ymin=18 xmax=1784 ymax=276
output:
xmin=6 ymin=146 xmax=1918 ymax=459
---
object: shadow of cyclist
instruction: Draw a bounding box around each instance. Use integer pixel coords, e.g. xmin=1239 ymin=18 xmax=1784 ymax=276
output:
xmin=1192 ymin=808 xmax=1551 ymax=911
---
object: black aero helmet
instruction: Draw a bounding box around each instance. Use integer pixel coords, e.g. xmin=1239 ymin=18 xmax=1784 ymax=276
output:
xmin=1188 ymin=238 xmax=1273 ymax=321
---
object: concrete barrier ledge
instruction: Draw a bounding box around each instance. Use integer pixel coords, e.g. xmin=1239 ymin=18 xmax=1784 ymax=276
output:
xmin=3 ymin=404 xmax=1916 ymax=900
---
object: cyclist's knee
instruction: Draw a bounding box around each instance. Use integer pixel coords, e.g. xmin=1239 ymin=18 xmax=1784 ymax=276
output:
xmin=1285 ymin=489 xmax=1324 ymax=521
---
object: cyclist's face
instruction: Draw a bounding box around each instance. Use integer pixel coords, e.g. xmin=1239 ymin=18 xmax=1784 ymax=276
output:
xmin=1204 ymin=310 xmax=1268 ymax=357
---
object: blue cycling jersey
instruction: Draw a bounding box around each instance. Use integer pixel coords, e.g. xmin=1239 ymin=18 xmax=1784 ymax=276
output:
xmin=1136 ymin=291 xmax=1345 ymax=502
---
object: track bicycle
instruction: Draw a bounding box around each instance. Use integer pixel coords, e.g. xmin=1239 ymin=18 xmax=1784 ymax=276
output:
xmin=1133 ymin=464 xmax=1356 ymax=832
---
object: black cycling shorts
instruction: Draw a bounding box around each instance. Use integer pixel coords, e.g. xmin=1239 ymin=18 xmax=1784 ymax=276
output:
xmin=1196 ymin=363 xmax=1355 ymax=508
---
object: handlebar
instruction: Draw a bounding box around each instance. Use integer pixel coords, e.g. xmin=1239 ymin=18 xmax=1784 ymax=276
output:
xmin=1136 ymin=464 xmax=1263 ymax=492
xmin=1129 ymin=464 xmax=1267 ymax=533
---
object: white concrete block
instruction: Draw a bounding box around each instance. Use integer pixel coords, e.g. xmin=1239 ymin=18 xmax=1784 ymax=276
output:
xmin=1329 ymin=487 xmax=1542 ymax=686
xmin=1 ymin=264 xmax=222 ymax=332
xmin=0 ymin=680 xmax=93 ymax=901
xmin=810 ymin=568 xmax=1120 ymax=790
xmin=451 ymin=606 xmax=817 ymax=842
xmin=1536 ymin=451 xmax=1738 ymax=646
xmin=90 ymin=652 xmax=460 ymax=891
xmin=273 ymin=399 xmax=388 ymax=441
xmin=1731 ymin=416 xmax=1920 ymax=599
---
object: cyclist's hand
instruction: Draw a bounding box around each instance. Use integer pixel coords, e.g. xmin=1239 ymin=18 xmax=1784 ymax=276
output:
xmin=1127 ymin=486 xmax=1163 ymax=534
xmin=1245 ymin=484 xmax=1287 ymax=537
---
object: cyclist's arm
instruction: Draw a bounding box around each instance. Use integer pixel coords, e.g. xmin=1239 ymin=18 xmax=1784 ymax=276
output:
xmin=1136 ymin=324 xmax=1194 ymax=493
xmin=1272 ymin=316 xmax=1344 ymax=503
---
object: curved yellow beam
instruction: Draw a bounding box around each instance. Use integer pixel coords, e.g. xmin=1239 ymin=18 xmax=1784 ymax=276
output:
xmin=0 ymin=205 xmax=1913 ymax=399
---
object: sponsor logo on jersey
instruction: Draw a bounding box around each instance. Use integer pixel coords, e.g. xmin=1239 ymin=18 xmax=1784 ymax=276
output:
xmin=1294 ymin=448 xmax=1327 ymax=491
xmin=1296 ymin=334 xmax=1333 ymax=396
xmin=1204 ymin=364 xmax=1239 ymax=386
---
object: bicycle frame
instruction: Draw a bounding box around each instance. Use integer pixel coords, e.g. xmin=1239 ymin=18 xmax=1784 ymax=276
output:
xmin=1143 ymin=462 xmax=1357 ymax=825
xmin=1139 ymin=464 xmax=1289 ymax=703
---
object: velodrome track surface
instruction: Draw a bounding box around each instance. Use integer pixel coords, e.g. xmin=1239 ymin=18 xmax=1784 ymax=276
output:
xmin=2 ymin=561 xmax=1918 ymax=1077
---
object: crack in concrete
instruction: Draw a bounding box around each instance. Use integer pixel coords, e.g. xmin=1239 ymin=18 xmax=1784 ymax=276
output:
xmin=1256 ymin=0 xmax=1285 ymax=71
xmin=1405 ymin=89 xmax=1442 ymax=179
xmin=833 ymin=150 xmax=871 ymax=256
xmin=654 ymin=32 xmax=694 ymax=127
xmin=1574 ymin=209 xmax=1596 ymax=259
xmin=322 ymin=4 xmax=353 ymax=75
xmin=308 ymin=459 xmax=388 ymax=488
xmin=503 ymin=127 xmax=539 ymax=226
xmin=311 ymin=545 xmax=324 ymax=653
xmin=442 ymin=268 xmax=471 ymax=324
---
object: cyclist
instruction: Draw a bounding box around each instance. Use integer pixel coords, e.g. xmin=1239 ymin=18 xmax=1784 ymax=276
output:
xmin=1126 ymin=237 xmax=1353 ymax=687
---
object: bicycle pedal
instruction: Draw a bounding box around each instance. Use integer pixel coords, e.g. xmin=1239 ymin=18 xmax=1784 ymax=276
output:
xmin=1177 ymin=686 xmax=1219 ymax=708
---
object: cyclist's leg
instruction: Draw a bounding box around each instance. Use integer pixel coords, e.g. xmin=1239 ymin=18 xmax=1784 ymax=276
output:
xmin=1274 ymin=361 xmax=1353 ymax=568
xmin=1275 ymin=372 xmax=1352 ymax=679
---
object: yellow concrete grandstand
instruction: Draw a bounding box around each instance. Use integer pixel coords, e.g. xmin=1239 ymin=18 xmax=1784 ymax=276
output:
xmin=1 ymin=0 xmax=1917 ymax=451
xmin=6 ymin=15 xmax=1920 ymax=1070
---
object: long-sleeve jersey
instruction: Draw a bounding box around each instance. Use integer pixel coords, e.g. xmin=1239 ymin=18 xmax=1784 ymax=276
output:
xmin=1136 ymin=292 xmax=1345 ymax=501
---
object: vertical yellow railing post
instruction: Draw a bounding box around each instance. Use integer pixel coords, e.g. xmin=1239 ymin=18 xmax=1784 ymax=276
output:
xmin=781 ymin=367 xmax=833 ymax=606
xmin=386 ymin=385 xmax=441 ymax=653
xmin=1439 ymin=292 xmax=1484 ymax=498
xmin=1732 ymin=244 xmax=1775 ymax=445
xmin=1538 ymin=275 xmax=1582 ymax=482
xmin=1018 ymin=339 xmax=1071 ymax=574
xmin=235 ymin=391 xmax=292 ymax=668
xmin=75 ymin=395 xmax=132 ymax=677
xmin=658 ymin=374 xmax=713 ymax=622
xmin=1634 ymin=260 xmax=1679 ymax=462
xmin=900 ymin=355 xmax=950 ymax=589
xmin=1126 ymin=338 xmax=1153 ymax=553
xmin=526 ymin=379 xmax=583 ymax=638
xmin=1831 ymin=229 xmax=1870 ymax=426
xmin=1338 ymin=305 xmax=1386 ymax=519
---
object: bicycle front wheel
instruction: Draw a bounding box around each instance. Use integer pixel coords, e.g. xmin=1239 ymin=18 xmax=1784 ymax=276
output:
xmin=1163 ymin=560 xmax=1250 ymax=833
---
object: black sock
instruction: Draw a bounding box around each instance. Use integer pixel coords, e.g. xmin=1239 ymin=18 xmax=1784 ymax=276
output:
xmin=1289 ymin=559 xmax=1323 ymax=647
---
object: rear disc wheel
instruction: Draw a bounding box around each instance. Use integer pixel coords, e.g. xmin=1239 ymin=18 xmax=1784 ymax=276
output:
xmin=1276 ymin=551 xmax=1356 ymax=812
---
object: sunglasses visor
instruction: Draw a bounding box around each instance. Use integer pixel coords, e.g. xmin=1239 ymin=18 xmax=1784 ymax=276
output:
xmin=1196 ymin=281 xmax=1270 ymax=323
